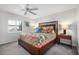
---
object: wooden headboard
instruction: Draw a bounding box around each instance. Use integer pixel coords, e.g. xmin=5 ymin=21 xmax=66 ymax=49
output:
xmin=39 ymin=21 xmax=58 ymax=35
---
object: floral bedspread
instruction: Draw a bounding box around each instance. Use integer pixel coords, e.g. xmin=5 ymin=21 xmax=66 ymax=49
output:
xmin=20 ymin=32 xmax=56 ymax=48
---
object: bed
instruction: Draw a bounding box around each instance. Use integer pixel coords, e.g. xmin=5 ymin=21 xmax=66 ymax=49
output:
xmin=18 ymin=21 xmax=58 ymax=55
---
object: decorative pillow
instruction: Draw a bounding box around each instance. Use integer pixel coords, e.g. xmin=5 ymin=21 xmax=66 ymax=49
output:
xmin=35 ymin=27 xmax=41 ymax=33
xmin=42 ymin=27 xmax=48 ymax=33
xmin=52 ymin=30 xmax=55 ymax=33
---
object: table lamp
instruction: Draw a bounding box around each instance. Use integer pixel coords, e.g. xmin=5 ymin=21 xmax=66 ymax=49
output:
xmin=61 ymin=24 xmax=69 ymax=34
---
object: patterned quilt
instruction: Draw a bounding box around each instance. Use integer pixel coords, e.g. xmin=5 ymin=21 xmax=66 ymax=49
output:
xmin=20 ymin=32 xmax=56 ymax=48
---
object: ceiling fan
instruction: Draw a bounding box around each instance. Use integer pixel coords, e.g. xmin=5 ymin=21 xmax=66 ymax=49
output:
xmin=21 ymin=4 xmax=38 ymax=15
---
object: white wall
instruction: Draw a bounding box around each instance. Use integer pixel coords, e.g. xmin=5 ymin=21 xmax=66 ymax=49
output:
xmin=0 ymin=10 xmax=29 ymax=44
xmin=76 ymin=7 xmax=79 ymax=54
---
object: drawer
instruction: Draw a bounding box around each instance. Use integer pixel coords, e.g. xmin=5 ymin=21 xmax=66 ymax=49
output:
xmin=60 ymin=38 xmax=71 ymax=45
xmin=58 ymin=35 xmax=71 ymax=40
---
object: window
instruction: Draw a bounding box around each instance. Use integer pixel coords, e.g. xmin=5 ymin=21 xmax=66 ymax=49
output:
xmin=8 ymin=20 xmax=22 ymax=32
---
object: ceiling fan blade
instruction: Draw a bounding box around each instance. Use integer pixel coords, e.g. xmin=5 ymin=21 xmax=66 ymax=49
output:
xmin=21 ymin=9 xmax=25 ymax=11
xmin=29 ymin=11 xmax=37 ymax=15
xmin=30 ymin=8 xmax=38 ymax=10
xmin=26 ymin=4 xmax=29 ymax=7
xmin=25 ymin=4 xmax=29 ymax=9
xmin=24 ymin=12 xmax=27 ymax=15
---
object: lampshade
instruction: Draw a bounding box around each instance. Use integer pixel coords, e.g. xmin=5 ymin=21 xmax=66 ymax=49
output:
xmin=61 ymin=24 xmax=69 ymax=30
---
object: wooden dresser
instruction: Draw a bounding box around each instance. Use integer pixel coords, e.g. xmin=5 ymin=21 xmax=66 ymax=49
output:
xmin=58 ymin=34 xmax=72 ymax=46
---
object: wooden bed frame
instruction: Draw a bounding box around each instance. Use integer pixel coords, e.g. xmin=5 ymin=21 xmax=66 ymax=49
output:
xmin=18 ymin=21 xmax=58 ymax=55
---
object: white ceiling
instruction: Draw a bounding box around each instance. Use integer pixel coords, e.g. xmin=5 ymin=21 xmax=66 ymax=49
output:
xmin=0 ymin=4 xmax=78 ymax=19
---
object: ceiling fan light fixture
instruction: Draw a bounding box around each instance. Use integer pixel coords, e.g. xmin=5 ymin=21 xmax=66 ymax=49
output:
xmin=21 ymin=4 xmax=38 ymax=15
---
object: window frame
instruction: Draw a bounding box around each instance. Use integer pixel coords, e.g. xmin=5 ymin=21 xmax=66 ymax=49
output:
xmin=8 ymin=20 xmax=22 ymax=33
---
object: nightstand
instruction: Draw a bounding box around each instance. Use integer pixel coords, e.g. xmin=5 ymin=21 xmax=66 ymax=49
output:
xmin=58 ymin=34 xmax=72 ymax=46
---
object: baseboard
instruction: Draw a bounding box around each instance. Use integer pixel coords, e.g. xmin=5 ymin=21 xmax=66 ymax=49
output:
xmin=0 ymin=40 xmax=17 ymax=46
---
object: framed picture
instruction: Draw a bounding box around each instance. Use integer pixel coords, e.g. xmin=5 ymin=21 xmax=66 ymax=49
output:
xmin=25 ymin=22 xmax=29 ymax=27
